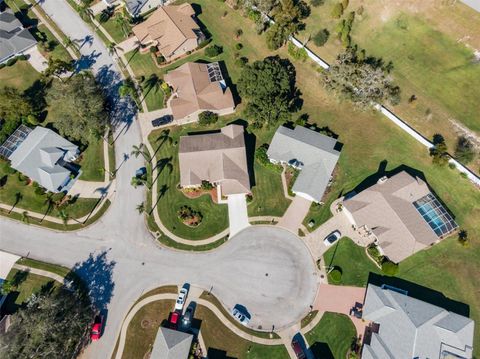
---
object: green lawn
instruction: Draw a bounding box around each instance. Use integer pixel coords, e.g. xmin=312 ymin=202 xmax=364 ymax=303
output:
xmin=322 ymin=238 xmax=381 ymax=287
xmin=248 ymin=160 xmax=290 ymax=217
xmin=35 ymin=24 xmax=72 ymax=62
xmin=79 ymin=138 xmax=105 ymax=181
xmin=148 ymin=124 xmax=229 ymax=240
xmin=196 ymin=305 xmax=289 ymax=359
xmin=304 ymin=312 xmax=356 ymax=359
xmin=2 ymin=269 xmax=59 ymax=314
xmin=0 ymin=60 xmax=41 ymax=90
xmin=95 ymin=14 xmax=131 ymax=44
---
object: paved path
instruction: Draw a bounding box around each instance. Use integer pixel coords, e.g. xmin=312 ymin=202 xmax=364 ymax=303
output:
xmin=227 ymin=194 xmax=250 ymax=237
xmin=25 ymin=46 xmax=48 ymax=72
xmin=277 ymin=196 xmax=312 ymax=234
xmin=13 ymin=264 xmax=65 ymax=284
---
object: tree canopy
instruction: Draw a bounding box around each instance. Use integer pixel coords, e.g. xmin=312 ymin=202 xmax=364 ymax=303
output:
xmin=0 ymin=87 xmax=35 ymax=143
xmin=238 ymin=56 xmax=301 ymax=127
xmin=0 ymin=285 xmax=93 ymax=359
xmin=46 ymin=73 xmax=108 ymax=144
xmin=321 ymin=47 xmax=400 ymax=108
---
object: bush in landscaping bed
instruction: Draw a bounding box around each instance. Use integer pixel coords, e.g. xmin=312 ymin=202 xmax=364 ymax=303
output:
xmin=198 ymin=111 xmax=218 ymax=125
xmin=328 ymin=266 xmax=343 ymax=283
xmin=17 ymin=54 xmax=28 ymax=61
xmin=156 ymin=55 xmax=165 ymax=65
xmin=177 ymin=205 xmax=203 ymax=226
xmin=201 ymin=180 xmax=214 ymax=191
xmin=6 ymin=57 xmax=17 ymax=66
xmin=381 ymin=260 xmax=398 ymax=276
xmin=205 ymin=44 xmax=223 ymax=58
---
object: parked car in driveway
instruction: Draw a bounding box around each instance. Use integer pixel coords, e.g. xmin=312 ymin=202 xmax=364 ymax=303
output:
xmin=232 ymin=308 xmax=250 ymax=326
xmin=291 ymin=338 xmax=306 ymax=359
xmin=323 ymin=230 xmax=341 ymax=246
xmin=90 ymin=315 xmax=103 ymax=341
xmin=174 ymin=286 xmax=188 ymax=311
xmin=167 ymin=311 xmax=180 ymax=330
xmin=152 ymin=115 xmax=173 ymax=127
xmin=182 ymin=306 xmax=193 ymax=329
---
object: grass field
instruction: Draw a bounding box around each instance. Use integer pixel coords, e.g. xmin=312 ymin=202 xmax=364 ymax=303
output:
xmin=304 ymin=312 xmax=356 ymax=359
xmin=2 ymin=269 xmax=59 ymax=314
xmin=299 ymin=0 xmax=480 ymax=157
xmin=79 ymin=137 xmax=105 ymax=181
xmin=95 ymin=14 xmax=131 ymax=44
xmin=0 ymin=61 xmax=41 ymax=90
xmin=322 ymin=238 xmax=381 ymax=287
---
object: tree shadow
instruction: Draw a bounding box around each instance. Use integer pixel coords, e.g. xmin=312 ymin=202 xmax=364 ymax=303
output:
xmin=190 ymin=3 xmax=212 ymax=40
xmin=217 ymin=60 xmax=240 ymax=107
xmin=74 ymin=51 xmax=102 ymax=73
xmin=149 ymin=184 xmax=169 ymax=215
xmin=367 ymin=273 xmax=470 ymax=317
xmin=229 ymin=118 xmax=256 ymax=187
xmin=11 ymin=270 xmax=29 ymax=287
xmin=69 ymin=251 xmax=115 ymax=312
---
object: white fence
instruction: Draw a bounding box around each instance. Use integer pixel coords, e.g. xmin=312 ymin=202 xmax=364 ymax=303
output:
xmin=255 ymin=7 xmax=480 ymax=187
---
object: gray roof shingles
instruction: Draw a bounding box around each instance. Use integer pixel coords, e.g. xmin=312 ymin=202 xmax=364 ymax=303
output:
xmin=267 ymin=126 xmax=340 ymax=202
xmin=150 ymin=327 xmax=193 ymax=359
xmin=0 ymin=7 xmax=37 ymax=63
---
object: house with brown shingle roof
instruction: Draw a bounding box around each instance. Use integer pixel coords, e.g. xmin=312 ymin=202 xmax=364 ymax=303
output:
xmin=164 ymin=61 xmax=235 ymax=123
xmin=343 ymin=171 xmax=458 ymax=263
xmin=132 ymin=4 xmax=205 ymax=61
xmin=178 ymin=124 xmax=250 ymax=197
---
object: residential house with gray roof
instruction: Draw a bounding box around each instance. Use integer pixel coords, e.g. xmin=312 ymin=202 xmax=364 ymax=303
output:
xmin=4 ymin=126 xmax=79 ymax=193
xmin=343 ymin=171 xmax=458 ymax=262
xmin=0 ymin=6 xmax=37 ymax=64
xmin=150 ymin=327 xmax=193 ymax=359
xmin=267 ymin=125 xmax=341 ymax=203
xmin=362 ymin=284 xmax=474 ymax=359
xmin=120 ymin=0 xmax=164 ymax=17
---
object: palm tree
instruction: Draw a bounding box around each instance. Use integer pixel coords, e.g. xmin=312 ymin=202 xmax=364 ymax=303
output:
xmin=79 ymin=3 xmax=94 ymax=22
xmin=118 ymin=77 xmax=139 ymax=107
xmin=64 ymin=36 xmax=80 ymax=51
xmin=136 ymin=202 xmax=145 ymax=214
xmin=131 ymin=143 xmax=145 ymax=158
xmin=9 ymin=192 xmax=23 ymax=214
xmin=21 ymin=211 xmax=29 ymax=223
xmin=58 ymin=209 xmax=70 ymax=227
xmin=107 ymin=42 xmax=122 ymax=57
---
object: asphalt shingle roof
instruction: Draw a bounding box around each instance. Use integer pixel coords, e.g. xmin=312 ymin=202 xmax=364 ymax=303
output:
xmin=0 ymin=7 xmax=36 ymax=63
xmin=150 ymin=327 xmax=193 ymax=359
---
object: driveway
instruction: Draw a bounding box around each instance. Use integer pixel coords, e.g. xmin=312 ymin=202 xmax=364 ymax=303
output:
xmin=277 ymin=195 xmax=312 ymax=233
xmin=313 ymin=283 xmax=367 ymax=335
xmin=227 ymin=193 xmax=249 ymax=237
xmin=26 ymin=46 xmax=48 ymax=73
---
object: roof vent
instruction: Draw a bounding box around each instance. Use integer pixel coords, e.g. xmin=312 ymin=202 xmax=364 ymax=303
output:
xmin=377 ymin=176 xmax=388 ymax=185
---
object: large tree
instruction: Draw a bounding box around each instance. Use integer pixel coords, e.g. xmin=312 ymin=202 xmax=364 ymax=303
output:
xmin=238 ymin=56 xmax=300 ymax=127
xmin=0 ymin=87 xmax=34 ymax=143
xmin=0 ymin=286 xmax=93 ymax=359
xmin=321 ymin=47 xmax=401 ymax=108
xmin=46 ymin=73 xmax=108 ymax=144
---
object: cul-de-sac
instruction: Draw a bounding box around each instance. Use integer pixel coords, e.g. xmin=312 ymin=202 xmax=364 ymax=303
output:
xmin=0 ymin=0 xmax=479 ymax=358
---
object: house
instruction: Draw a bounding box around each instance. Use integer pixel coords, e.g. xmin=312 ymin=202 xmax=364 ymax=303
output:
xmin=122 ymin=0 xmax=163 ymax=17
xmin=0 ymin=126 xmax=80 ymax=193
xmin=267 ymin=125 xmax=341 ymax=203
xmin=164 ymin=62 xmax=235 ymax=123
xmin=343 ymin=171 xmax=458 ymax=263
xmin=179 ymin=124 xmax=250 ymax=196
xmin=132 ymin=4 xmax=204 ymax=61
xmin=150 ymin=327 xmax=193 ymax=359
xmin=362 ymin=284 xmax=474 ymax=359
xmin=0 ymin=6 xmax=37 ymax=64
xmin=0 ymin=250 xmax=20 ymax=311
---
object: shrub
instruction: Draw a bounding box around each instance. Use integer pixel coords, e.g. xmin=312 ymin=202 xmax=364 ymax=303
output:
xmin=201 ymin=180 xmax=214 ymax=190
xmin=287 ymin=43 xmax=308 ymax=61
xmin=235 ymin=56 xmax=249 ymax=67
xmin=27 ymin=114 xmax=39 ymax=125
xmin=310 ymin=0 xmax=324 ymax=6
xmin=205 ymin=44 xmax=223 ymax=57
xmin=177 ymin=205 xmax=203 ymax=226
xmin=255 ymin=144 xmax=270 ymax=166
xmin=329 ymin=266 xmax=342 ymax=283
xmin=0 ymin=63 xmax=5 ymax=70
xmin=198 ymin=111 xmax=218 ymax=125
xmin=331 ymin=2 xmax=344 ymax=18
xmin=458 ymin=229 xmax=469 ymax=246
xmin=34 ymin=186 xmax=46 ymax=196
xmin=313 ymin=29 xmax=329 ymax=46
xmin=235 ymin=28 xmax=243 ymax=38
xmin=235 ymin=43 xmax=243 ymax=50
xmin=17 ymin=54 xmax=28 ymax=61
xmin=149 ymin=46 xmax=157 ymax=53
xmin=6 ymin=57 xmax=17 ymax=66
xmin=156 ymin=56 xmax=165 ymax=64
xmin=430 ymin=140 xmax=449 ymax=166
xmin=454 ymin=136 xmax=476 ymax=164
xmin=381 ymin=260 xmax=398 ymax=276
xmin=247 ymin=9 xmax=261 ymax=22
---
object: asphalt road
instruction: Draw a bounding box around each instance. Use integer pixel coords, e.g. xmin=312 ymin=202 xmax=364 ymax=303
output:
xmin=0 ymin=1 xmax=319 ymax=358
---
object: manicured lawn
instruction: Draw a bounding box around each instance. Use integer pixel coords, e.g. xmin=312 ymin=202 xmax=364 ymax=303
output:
xmin=36 ymin=24 xmax=72 ymax=62
xmin=16 ymin=258 xmax=70 ymax=277
xmin=304 ymin=312 xmax=356 ymax=359
xmin=148 ymin=124 xmax=229 ymax=240
xmin=95 ymin=14 xmax=131 ymax=44
xmin=79 ymin=137 xmax=105 ymax=181
xmin=322 ymin=238 xmax=381 ymax=287
xmin=0 ymin=60 xmax=41 ymax=90
xmin=2 ymin=269 xmax=59 ymax=314
xmin=248 ymin=160 xmax=290 ymax=217
xmin=0 ymin=160 xmax=99 ymax=219
xmin=196 ymin=305 xmax=289 ymax=359
xmin=122 ymin=299 xmax=175 ymax=359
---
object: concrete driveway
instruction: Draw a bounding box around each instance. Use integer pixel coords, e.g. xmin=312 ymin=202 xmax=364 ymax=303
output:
xmin=227 ymin=193 xmax=250 ymax=237
xmin=26 ymin=46 xmax=48 ymax=73
xmin=277 ymin=196 xmax=311 ymax=233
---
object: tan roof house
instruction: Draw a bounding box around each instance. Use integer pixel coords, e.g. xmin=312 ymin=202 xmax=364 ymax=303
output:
xmin=132 ymin=4 xmax=204 ymax=61
xmin=178 ymin=124 xmax=250 ymax=196
xmin=164 ymin=62 xmax=235 ymax=123
xmin=343 ymin=171 xmax=458 ymax=263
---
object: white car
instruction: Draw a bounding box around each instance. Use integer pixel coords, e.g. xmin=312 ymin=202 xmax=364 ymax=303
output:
xmin=232 ymin=308 xmax=250 ymax=326
xmin=323 ymin=230 xmax=341 ymax=247
xmin=174 ymin=287 xmax=188 ymax=311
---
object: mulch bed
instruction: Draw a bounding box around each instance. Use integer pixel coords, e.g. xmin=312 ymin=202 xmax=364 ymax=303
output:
xmin=181 ymin=187 xmax=218 ymax=204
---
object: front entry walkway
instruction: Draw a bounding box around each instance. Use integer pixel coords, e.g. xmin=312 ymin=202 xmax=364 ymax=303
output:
xmin=227 ymin=194 xmax=249 ymax=237
xmin=277 ymin=196 xmax=312 ymax=233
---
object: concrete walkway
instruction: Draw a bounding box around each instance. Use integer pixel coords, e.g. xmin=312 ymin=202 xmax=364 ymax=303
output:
xmin=13 ymin=263 xmax=65 ymax=284
xmin=25 ymin=46 xmax=48 ymax=72
xmin=89 ymin=0 xmax=120 ymax=15
xmin=116 ymin=36 xmax=139 ymax=53
xmin=277 ymin=196 xmax=312 ymax=234
xmin=114 ymin=291 xmax=284 ymax=359
xmin=227 ymin=194 xmax=250 ymax=237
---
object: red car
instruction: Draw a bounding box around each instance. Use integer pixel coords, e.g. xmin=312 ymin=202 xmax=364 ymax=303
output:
xmin=291 ymin=339 xmax=306 ymax=359
xmin=167 ymin=311 xmax=180 ymax=330
xmin=90 ymin=316 xmax=103 ymax=341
